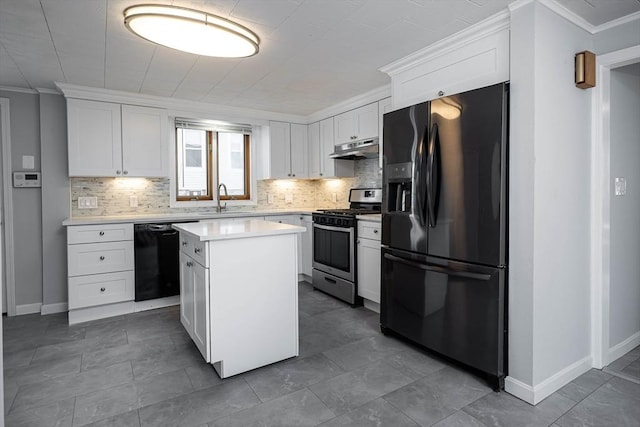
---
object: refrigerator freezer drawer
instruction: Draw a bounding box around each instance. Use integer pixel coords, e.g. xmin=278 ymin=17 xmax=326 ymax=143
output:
xmin=380 ymin=247 xmax=505 ymax=382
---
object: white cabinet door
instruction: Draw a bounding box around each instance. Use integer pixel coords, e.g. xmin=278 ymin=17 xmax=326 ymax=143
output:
xmin=67 ymin=99 xmax=122 ymax=176
xmin=192 ymin=259 xmax=210 ymax=362
xmin=300 ymin=215 xmax=313 ymax=277
xmin=269 ymin=121 xmax=291 ymax=179
xmin=378 ymin=97 xmax=393 ymax=169
xmin=269 ymin=215 xmax=303 ymax=273
xmin=308 ymin=122 xmax=321 ymax=178
xmin=121 ymin=105 xmax=168 ymax=177
xmin=320 ymin=117 xmax=354 ymax=178
xmin=355 ymin=102 xmax=379 ymax=141
xmin=334 ymin=103 xmax=379 ymax=145
xmin=357 ymin=237 xmax=381 ymax=303
xmin=179 ymin=252 xmax=195 ymax=337
xmin=290 ymin=123 xmax=308 ymax=178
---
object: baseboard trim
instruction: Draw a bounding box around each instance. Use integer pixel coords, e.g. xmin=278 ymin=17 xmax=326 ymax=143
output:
xmin=134 ymin=296 xmax=179 ymax=312
xmin=41 ymin=302 xmax=68 ymax=315
xmin=68 ymin=301 xmax=134 ymax=325
xmin=506 ymin=355 xmax=592 ymax=405
xmin=15 ymin=303 xmax=42 ymax=315
xmin=607 ymin=331 xmax=640 ymax=365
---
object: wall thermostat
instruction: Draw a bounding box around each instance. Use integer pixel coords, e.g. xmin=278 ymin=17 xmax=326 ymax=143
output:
xmin=13 ymin=171 xmax=41 ymax=188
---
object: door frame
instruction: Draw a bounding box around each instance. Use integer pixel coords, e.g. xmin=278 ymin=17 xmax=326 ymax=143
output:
xmin=0 ymin=97 xmax=16 ymax=316
xmin=590 ymin=45 xmax=640 ymax=369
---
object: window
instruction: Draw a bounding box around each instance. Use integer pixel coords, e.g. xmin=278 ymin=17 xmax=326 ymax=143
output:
xmin=175 ymin=120 xmax=251 ymax=202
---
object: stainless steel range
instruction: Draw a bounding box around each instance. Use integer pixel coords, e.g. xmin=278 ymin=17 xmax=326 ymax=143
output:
xmin=312 ymin=188 xmax=381 ymax=306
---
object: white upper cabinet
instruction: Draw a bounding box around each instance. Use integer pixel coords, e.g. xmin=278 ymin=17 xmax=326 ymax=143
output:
xmin=334 ymin=102 xmax=379 ymax=145
xmin=308 ymin=122 xmax=321 ymax=177
xmin=67 ymin=99 xmax=168 ymax=177
xmin=268 ymin=121 xmax=308 ymax=179
xmin=308 ymin=118 xmax=354 ymax=179
xmin=121 ymin=105 xmax=169 ymax=177
xmin=67 ymin=99 xmax=122 ymax=177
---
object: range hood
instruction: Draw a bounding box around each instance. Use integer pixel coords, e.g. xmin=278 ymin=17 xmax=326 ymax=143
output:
xmin=329 ymin=138 xmax=379 ymax=160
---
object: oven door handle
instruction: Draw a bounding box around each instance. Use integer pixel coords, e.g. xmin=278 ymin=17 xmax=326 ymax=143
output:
xmin=313 ymin=223 xmax=352 ymax=232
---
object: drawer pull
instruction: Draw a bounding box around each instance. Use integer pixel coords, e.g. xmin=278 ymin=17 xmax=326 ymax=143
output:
xmin=99 ymin=256 xmax=105 ymax=261
xmin=100 ymin=287 xmax=106 ymax=292
xmin=194 ymin=248 xmax=201 ymax=254
xmin=99 ymin=231 xmax=105 ymax=236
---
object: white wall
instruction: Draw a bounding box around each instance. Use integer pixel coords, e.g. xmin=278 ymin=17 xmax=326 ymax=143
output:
xmin=507 ymin=0 xmax=593 ymax=402
xmin=609 ymin=63 xmax=640 ymax=349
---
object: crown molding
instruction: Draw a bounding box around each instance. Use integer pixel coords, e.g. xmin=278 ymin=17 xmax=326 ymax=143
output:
xmin=537 ymin=0 xmax=597 ymax=33
xmin=379 ymin=9 xmax=510 ymax=77
xmin=0 ymin=85 xmax=38 ymax=95
xmin=305 ymin=84 xmax=391 ymax=124
xmin=593 ymin=11 xmax=640 ymax=34
xmin=54 ymin=82 xmax=308 ymax=124
xmin=36 ymin=87 xmax=62 ymax=95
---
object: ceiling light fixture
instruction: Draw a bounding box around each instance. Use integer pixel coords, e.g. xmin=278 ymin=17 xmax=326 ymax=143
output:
xmin=123 ymin=5 xmax=260 ymax=58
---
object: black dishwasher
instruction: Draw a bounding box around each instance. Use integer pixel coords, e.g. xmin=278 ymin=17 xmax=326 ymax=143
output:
xmin=134 ymin=223 xmax=184 ymax=302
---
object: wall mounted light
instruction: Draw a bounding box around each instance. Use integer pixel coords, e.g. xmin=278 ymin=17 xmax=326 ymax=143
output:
xmin=124 ymin=5 xmax=260 ymax=58
xmin=575 ymin=51 xmax=595 ymax=89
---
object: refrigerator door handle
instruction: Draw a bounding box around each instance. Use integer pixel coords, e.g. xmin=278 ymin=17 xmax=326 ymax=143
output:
xmin=426 ymin=123 xmax=439 ymax=228
xmin=383 ymin=253 xmax=492 ymax=281
xmin=414 ymin=125 xmax=429 ymax=226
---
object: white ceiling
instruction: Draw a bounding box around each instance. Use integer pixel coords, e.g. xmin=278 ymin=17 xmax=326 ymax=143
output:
xmin=0 ymin=0 xmax=638 ymax=116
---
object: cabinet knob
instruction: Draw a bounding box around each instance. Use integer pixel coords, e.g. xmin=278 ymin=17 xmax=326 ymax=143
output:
xmin=438 ymin=90 xmax=445 ymax=96
xmin=373 ymin=229 xmax=379 ymax=234
xmin=357 ymin=239 xmax=360 ymax=244
xmin=287 ymin=173 xmax=291 ymax=177
xmin=99 ymin=231 xmax=105 ymax=236
xmin=100 ymin=287 xmax=106 ymax=292
xmin=182 ymin=241 xmax=188 ymax=246
xmin=99 ymin=256 xmax=105 ymax=261
xmin=116 ymin=170 xmax=121 ymax=175
xmin=292 ymin=174 xmax=295 ymax=177
xmin=319 ymin=173 xmax=323 ymax=176
xmin=194 ymin=247 xmax=201 ymax=254
xmin=186 ymin=261 xmax=192 ymax=267
xmin=123 ymin=170 xmax=128 ymax=175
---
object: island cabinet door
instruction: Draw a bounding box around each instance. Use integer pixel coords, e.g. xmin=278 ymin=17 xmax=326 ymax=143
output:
xmin=192 ymin=260 xmax=210 ymax=362
xmin=179 ymin=252 xmax=195 ymax=337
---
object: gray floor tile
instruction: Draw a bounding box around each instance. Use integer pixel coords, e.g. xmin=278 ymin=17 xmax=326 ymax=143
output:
xmin=81 ymin=336 xmax=176 ymax=371
xmin=309 ymin=360 xmax=414 ymax=415
xmin=385 ymin=347 xmax=448 ymax=380
xmin=186 ymin=363 xmax=224 ymax=391
xmin=2 ymin=347 xmax=36 ymax=369
xmin=138 ymin=379 xmax=260 ymax=427
xmin=557 ymin=369 xmax=612 ymax=402
xmin=209 ymin=388 xmax=335 ymax=427
xmin=82 ymin=410 xmax=141 ymax=427
xmin=383 ymin=367 xmax=491 ymax=426
xmin=4 ymin=380 xmax=19 ymax=415
xmin=30 ymin=330 xmax=128 ymax=364
xmin=432 ymin=411 xmax=488 ymax=427
xmin=131 ymin=341 xmax=204 ymax=381
xmin=463 ymin=390 xmax=575 ymax=427
xmin=4 ymin=355 xmax=82 ymax=386
xmin=621 ymin=357 xmax=640 ymax=381
xmin=319 ymin=397 xmax=419 ymax=427
xmin=4 ymin=397 xmax=75 ymax=427
xmin=73 ymin=369 xmax=194 ymax=426
xmin=555 ymin=377 xmax=640 ymax=427
xmin=10 ymin=361 xmax=133 ymax=413
xmin=243 ymin=353 xmax=344 ymax=402
xmin=322 ymin=334 xmax=408 ymax=371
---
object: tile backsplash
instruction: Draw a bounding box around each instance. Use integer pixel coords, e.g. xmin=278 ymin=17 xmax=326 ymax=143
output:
xmin=70 ymin=158 xmax=381 ymax=217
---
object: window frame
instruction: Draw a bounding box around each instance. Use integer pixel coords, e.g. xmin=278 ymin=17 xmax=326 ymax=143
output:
xmin=176 ymin=129 xmax=214 ymax=202
xmin=216 ymin=133 xmax=251 ymax=201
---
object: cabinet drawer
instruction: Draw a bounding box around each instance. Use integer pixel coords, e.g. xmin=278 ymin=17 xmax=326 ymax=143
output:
xmin=68 ymin=270 xmax=134 ymax=309
xmin=68 ymin=241 xmax=134 ymax=276
xmin=68 ymin=223 xmax=133 ymax=244
xmin=357 ymin=221 xmax=381 ymax=241
xmin=179 ymin=232 xmax=208 ymax=267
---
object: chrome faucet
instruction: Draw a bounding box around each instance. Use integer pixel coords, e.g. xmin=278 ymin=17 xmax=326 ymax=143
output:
xmin=216 ymin=183 xmax=228 ymax=213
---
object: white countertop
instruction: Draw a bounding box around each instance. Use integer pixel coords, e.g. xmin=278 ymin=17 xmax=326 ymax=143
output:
xmin=62 ymin=208 xmax=317 ymax=226
xmin=172 ymin=219 xmax=305 ymax=241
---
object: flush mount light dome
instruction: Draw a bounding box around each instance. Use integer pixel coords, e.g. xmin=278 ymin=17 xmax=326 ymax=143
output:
xmin=123 ymin=5 xmax=259 ymax=58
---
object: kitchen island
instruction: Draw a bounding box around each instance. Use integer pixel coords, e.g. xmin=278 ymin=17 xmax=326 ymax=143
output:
xmin=173 ymin=219 xmax=305 ymax=378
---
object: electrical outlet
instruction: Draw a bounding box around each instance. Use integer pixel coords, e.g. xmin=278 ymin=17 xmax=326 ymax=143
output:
xmin=130 ymin=195 xmax=138 ymax=207
xmin=332 ymin=193 xmax=338 ymax=202
xmin=267 ymin=193 xmax=275 ymax=204
xmin=285 ymin=193 xmax=293 ymax=203
xmin=78 ymin=196 xmax=97 ymax=209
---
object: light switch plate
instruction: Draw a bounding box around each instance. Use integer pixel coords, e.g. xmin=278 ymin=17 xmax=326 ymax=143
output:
xmin=332 ymin=193 xmax=338 ymax=202
xmin=615 ymin=177 xmax=627 ymax=196
xmin=78 ymin=196 xmax=97 ymax=209
xmin=130 ymin=196 xmax=138 ymax=207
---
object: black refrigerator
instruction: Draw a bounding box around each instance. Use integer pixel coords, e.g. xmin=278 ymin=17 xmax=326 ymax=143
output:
xmin=380 ymin=82 xmax=508 ymax=390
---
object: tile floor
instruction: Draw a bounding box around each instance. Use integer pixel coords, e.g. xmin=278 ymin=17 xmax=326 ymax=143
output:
xmin=3 ymin=281 xmax=640 ymax=427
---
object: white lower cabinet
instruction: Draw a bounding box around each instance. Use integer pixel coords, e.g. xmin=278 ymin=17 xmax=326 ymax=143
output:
xmin=179 ymin=251 xmax=210 ymax=361
xmin=357 ymin=220 xmax=381 ymax=305
xmin=67 ymin=223 xmax=135 ymax=323
xmin=300 ymin=215 xmax=313 ymax=277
